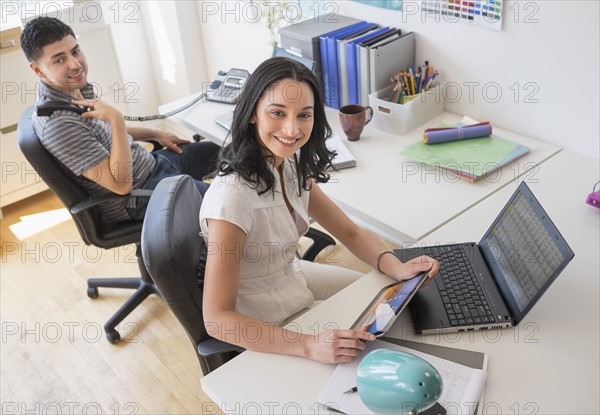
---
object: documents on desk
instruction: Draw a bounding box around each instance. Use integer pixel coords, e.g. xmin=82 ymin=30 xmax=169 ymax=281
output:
xmin=400 ymin=116 xmax=530 ymax=182
xmin=318 ymin=339 xmax=487 ymax=415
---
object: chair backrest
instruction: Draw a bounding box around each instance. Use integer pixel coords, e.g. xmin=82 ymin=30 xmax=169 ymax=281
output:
xmin=141 ymin=175 xmax=214 ymax=371
xmin=17 ymin=106 xmax=141 ymax=248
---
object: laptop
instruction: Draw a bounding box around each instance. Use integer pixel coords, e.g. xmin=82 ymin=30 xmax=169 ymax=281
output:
xmin=213 ymin=110 xmax=234 ymax=131
xmin=351 ymin=271 xmax=429 ymax=337
xmin=396 ymin=181 xmax=574 ymax=334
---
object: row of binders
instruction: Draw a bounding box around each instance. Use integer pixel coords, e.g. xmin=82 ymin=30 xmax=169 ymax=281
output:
xmin=319 ymin=21 xmax=415 ymax=109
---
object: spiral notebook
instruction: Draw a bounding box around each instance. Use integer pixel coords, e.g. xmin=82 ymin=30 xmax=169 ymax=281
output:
xmin=327 ymin=135 xmax=357 ymax=170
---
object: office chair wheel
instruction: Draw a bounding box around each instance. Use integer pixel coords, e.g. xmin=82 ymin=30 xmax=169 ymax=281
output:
xmin=87 ymin=287 xmax=99 ymax=299
xmin=106 ymin=329 xmax=120 ymax=344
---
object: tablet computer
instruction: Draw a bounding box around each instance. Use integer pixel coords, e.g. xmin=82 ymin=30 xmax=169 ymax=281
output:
xmin=351 ymin=272 xmax=428 ymax=337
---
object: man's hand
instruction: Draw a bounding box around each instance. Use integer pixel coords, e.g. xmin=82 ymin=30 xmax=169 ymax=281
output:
xmin=73 ymin=98 xmax=133 ymax=195
xmin=148 ymin=130 xmax=188 ymax=154
xmin=72 ymin=98 xmax=123 ymax=124
xmin=127 ymin=127 xmax=189 ymax=154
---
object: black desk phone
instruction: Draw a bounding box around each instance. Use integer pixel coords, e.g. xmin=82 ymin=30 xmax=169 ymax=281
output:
xmin=205 ymin=68 xmax=250 ymax=104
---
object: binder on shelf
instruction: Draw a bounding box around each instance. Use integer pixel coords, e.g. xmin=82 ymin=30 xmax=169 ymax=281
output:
xmin=369 ymin=32 xmax=415 ymax=95
xmin=357 ymin=28 xmax=399 ymax=106
xmin=338 ymin=25 xmax=379 ymax=107
xmin=358 ymin=29 xmax=403 ymax=106
xmin=346 ymin=27 xmax=392 ymax=105
xmin=344 ymin=27 xmax=382 ymax=105
xmin=320 ymin=21 xmax=374 ymax=108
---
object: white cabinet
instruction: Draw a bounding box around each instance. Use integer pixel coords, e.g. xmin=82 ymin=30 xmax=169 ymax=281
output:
xmin=0 ymin=129 xmax=48 ymax=207
xmin=0 ymin=27 xmax=45 ymax=213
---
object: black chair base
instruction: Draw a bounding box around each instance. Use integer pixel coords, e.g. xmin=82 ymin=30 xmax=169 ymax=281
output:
xmin=87 ymin=244 xmax=162 ymax=344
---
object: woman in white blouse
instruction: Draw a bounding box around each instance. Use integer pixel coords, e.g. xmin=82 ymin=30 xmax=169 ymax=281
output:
xmin=200 ymin=57 xmax=439 ymax=364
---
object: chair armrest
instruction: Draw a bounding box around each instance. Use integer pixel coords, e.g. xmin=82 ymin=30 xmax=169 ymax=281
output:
xmin=197 ymin=338 xmax=245 ymax=358
xmin=70 ymin=189 xmax=154 ymax=215
xmin=302 ymin=227 xmax=336 ymax=262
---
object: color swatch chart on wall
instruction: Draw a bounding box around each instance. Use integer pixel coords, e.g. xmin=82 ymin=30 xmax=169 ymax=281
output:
xmin=420 ymin=0 xmax=503 ymax=30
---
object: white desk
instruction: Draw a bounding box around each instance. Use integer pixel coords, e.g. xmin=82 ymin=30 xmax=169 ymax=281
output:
xmin=200 ymin=150 xmax=600 ymax=414
xmin=160 ymin=97 xmax=560 ymax=243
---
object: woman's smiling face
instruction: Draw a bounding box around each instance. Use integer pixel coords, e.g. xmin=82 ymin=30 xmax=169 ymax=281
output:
xmin=251 ymin=78 xmax=315 ymax=166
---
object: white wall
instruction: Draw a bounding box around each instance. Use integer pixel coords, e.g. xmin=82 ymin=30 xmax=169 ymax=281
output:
xmin=196 ymin=0 xmax=273 ymax=79
xmin=139 ymin=1 xmax=210 ymax=105
xmin=100 ymin=1 xmax=159 ymax=116
xmin=193 ymin=0 xmax=599 ymax=159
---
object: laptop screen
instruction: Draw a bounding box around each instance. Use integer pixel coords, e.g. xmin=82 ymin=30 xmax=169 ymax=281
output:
xmin=479 ymin=181 xmax=575 ymax=323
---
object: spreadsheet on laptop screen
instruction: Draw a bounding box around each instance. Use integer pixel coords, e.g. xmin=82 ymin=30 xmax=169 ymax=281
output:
xmin=483 ymin=192 xmax=565 ymax=312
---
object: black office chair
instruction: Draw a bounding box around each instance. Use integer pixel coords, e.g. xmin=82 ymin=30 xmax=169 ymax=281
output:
xmin=17 ymin=106 xmax=159 ymax=344
xmin=141 ymin=175 xmax=336 ymax=375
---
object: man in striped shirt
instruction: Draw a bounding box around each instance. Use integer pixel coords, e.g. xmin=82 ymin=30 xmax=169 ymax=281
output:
xmin=21 ymin=16 xmax=220 ymax=225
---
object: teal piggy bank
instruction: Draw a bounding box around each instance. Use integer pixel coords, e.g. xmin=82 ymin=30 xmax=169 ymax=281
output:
xmin=357 ymin=349 xmax=443 ymax=414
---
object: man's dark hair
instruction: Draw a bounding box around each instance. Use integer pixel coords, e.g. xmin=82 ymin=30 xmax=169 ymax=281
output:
xmin=20 ymin=16 xmax=75 ymax=62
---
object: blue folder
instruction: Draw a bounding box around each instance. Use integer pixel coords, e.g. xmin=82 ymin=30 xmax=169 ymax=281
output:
xmin=345 ymin=27 xmax=392 ymax=105
xmin=337 ymin=25 xmax=381 ymax=107
xmin=319 ymin=21 xmax=375 ymax=108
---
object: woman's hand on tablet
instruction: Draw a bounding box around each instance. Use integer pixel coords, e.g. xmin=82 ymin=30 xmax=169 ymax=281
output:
xmin=303 ymin=329 xmax=376 ymax=364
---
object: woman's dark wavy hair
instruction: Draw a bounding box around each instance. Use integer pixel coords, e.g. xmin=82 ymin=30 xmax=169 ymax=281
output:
xmin=217 ymin=56 xmax=336 ymax=196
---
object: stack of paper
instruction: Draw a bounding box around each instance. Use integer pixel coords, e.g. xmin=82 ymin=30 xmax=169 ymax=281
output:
xmin=400 ymin=119 xmax=530 ymax=182
xmin=318 ymin=339 xmax=487 ymax=415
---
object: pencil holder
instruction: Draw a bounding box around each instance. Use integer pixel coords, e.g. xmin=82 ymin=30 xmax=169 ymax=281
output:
xmin=399 ymin=92 xmax=421 ymax=105
xmin=369 ymin=84 xmax=444 ymax=135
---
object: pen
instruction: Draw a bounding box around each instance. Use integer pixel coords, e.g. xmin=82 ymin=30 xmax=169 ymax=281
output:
xmin=402 ymin=72 xmax=410 ymax=96
xmin=408 ymin=67 xmax=415 ymax=95
xmin=343 ymin=386 xmax=358 ymax=394
xmin=388 ymin=78 xmax=396 ymax=102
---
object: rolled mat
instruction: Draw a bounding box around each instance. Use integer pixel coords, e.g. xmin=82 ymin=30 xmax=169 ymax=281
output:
xmin=424 ymin=121 xmax=492 ymax=144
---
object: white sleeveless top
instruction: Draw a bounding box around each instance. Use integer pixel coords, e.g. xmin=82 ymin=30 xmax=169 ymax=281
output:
xmin=199 ymin=159 xmax=314 ymax=325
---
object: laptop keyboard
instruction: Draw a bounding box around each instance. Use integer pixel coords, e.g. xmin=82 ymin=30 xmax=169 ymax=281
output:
xmin=422 ymin=245 xmax=496 ymax=326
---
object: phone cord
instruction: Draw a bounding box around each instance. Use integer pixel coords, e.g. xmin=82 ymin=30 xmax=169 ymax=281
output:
xmin=123 ymin=92 xmax=206 ymax=122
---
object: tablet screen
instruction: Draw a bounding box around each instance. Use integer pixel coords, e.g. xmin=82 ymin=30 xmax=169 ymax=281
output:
xmin=352 ymin=273 xmax=428 ymax=337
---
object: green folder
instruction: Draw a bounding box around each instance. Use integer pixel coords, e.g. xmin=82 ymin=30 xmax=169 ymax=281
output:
xmin=400 ymin=134 xmax=530 ymax=182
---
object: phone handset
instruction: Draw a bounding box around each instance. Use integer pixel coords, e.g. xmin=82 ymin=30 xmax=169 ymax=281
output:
xmin=36 ymin=101 xmax=91 ymax=116
xmin=206 ymin=68 xmax=250 ymax=104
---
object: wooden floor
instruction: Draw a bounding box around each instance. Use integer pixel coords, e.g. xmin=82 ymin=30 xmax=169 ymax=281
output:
xmin=0 ymin=190 xmax=373 ymax=413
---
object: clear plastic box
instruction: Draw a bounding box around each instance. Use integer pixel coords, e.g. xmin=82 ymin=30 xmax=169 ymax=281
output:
xmin=368 ymin=84 xmax=444 ymax=135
